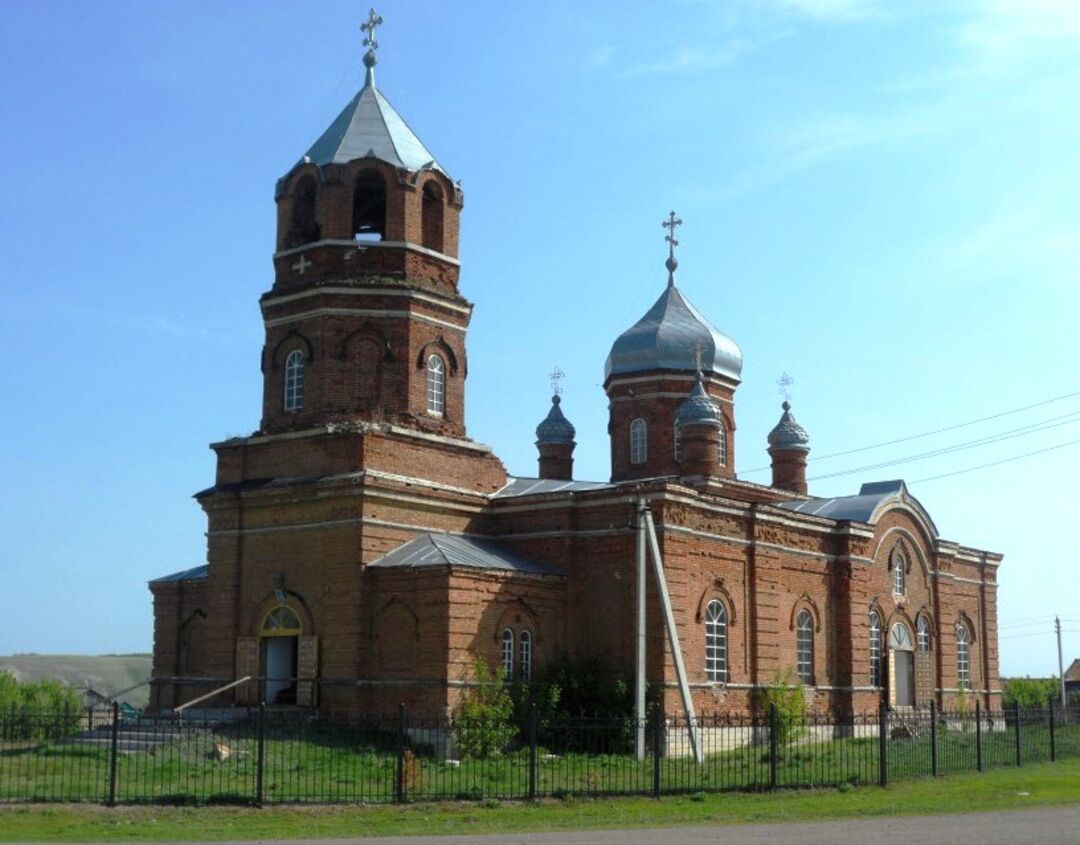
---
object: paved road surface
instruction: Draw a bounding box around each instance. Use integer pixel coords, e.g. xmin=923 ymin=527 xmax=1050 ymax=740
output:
xmin=141 ymin=804 xmax=1080 ymax=845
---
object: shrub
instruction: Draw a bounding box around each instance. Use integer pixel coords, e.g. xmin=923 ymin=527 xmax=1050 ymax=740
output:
xmin=757 ymin=668 xmax=807 ymax=750
xmin=1002 ymin=677 xmax=1059 ymax=710
xmin=452 ymin=659 xmax=515 ymax=759
xmin=0 ymin=671 xmax=82 ymax=739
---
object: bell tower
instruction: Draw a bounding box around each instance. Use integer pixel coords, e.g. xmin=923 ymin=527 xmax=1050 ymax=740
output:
xmin=259 ymin=12 xmax=470 ymax=437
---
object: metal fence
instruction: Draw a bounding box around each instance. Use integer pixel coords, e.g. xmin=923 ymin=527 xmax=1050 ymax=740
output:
xmin=1 ymin=701 xmax=1077 ymax=805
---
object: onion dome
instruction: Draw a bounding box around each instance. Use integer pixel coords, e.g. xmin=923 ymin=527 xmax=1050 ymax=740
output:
xmin=535 ymin=395 xmax=576 ymax=444
xmin=675 ymin=373 xmax=723 ymax=429
xmin=604 ymin=284 xmax=743 ymax=382
xmin=767 ymin=401 xmax=810 ymax=451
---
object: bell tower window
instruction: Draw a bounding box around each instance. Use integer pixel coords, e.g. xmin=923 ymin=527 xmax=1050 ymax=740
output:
xmin=426 ymin=354 xmax=445 ymax=416
xmin=630 ymin=418 xmax=647 ymax=465
xmin=421 ymin=181 xmax=444 ymax=252
xmin=287 ymin=175 xmax=320 ymax=248
xmin=353 ymin=169 xmax=387 ymax=241
xmin=284 ymin=349 xmax=306 ymax=412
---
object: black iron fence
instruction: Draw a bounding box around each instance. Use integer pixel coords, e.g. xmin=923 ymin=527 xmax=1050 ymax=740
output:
xmin=1 ymin=701 xmax=1077 ymax=805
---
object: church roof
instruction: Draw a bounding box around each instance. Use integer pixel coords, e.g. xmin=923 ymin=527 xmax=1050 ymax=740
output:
xmin=605 ymin=284 xmax=743 ymax=382
xmin=767 ymin=401 xmax=810 ymax=451
xmin=367 ymin=533 xmax=563 ymax=576
xmin=295 ymin=64 xmax=445 ymax=176
xmin=675 ymin=372 xmax=723 ymax=428
xmin=778 ymin=480 xmax=939 ymax=537
xmin=150 ymin=564 xmax=208 ymax=583
xmin=493 ymin=477 xmax=612 ymax=498
xmin=535 ymin=395 xmax=576 ymax=444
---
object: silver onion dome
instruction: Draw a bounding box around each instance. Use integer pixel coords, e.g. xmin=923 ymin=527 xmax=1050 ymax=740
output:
xmin=604 ymin=285 xmax=743 ymax=382
xmin=767 ymin=401 xmax=810 ymax=451
xmin=675 ymin=373 xmax=723 ymax=429
xmin=535 ymin=395 xmax=576 ymax=444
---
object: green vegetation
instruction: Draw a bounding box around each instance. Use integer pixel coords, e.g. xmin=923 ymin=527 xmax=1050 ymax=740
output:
xmin=0 ymin=655 xmax=152 ymax=710
xmin=0 ymin=673 xmax=81 ymax=738
xmin=756 ymin=669 xmax=807 ymax=750
xmin=2 ymin=757 xmax=1080 ymax=842
xmin=451 ymin=659 xmax=516 ymax=759
xmin=1003 ymin=677 xmax=1060 ymax=709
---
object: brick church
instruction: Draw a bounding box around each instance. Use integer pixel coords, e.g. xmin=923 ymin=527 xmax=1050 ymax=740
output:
xmin=149 ymin=16 xmax=1001 ymax=717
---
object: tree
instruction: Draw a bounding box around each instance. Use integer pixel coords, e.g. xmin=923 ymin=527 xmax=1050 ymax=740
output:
xmin=451 ymin=659 xmax=516 ymax=759
xmin=1002 ymin=677 xmax=1059 ymax=710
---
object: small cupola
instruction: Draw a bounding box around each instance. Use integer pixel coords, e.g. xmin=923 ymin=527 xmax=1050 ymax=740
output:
xmin=767 ymin=401 xmax=811 ymax=495
xmin=535 ymin=393 xmax=576 ymax=481
xmin=675 ymin=372 xmax=724 ymax=478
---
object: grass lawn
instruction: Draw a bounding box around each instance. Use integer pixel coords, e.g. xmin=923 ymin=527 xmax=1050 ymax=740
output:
xmin=2 ymin=757 xmax=1080 ymax=842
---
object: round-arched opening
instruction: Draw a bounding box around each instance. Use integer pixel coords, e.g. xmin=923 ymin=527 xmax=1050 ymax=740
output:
xmin=421 ymin=181 xmax=444 ymax=252
xmin=287 ymin=175 xmax=320 ymax=248
xmin=353 ymin=169 xmax=387 ymax=241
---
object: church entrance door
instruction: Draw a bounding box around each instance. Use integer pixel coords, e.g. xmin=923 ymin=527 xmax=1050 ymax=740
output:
xmin=889 ymin=623 xmax=915 ymax=709
xmin=260 ymin=606 xmax=303 ymax=705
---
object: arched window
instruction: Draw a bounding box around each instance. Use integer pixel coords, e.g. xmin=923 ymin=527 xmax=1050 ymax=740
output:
xmin=673 ymin=426 xmax=682 ymax=463
xmin=261 ymin=606 xmax=302 ymax=635
xmin=956 ymin=624 xmax=970 ymax=690
xmin=426 ymin=354 xmax=445 ymax=415
xmin=796 ymin=610 xmax=814 ymax=684
xmin=705 ymin=600 xmax=728 ymax=683
xmin=717 ymin=424 xmax=727 ymax=467
xmin=869 ymin=610 xmax=882 ymax=686
xmin=287 ymin=175 xmax=320 ymax=248
xmin=892 ymin=549 xmax=906 ymax=595
xmin=629 ymin=418 xmax=647 ymax=465
xmin=421 ymin=181 xmax=444 ymax=252
xmin=519 ymin=630 xmax=532 ymax=682
xmin=917 ymin=616 xmax=931 ymax=652
xmin=353 ymin=169 xmax=387 ymax=241
xmin=501 ymin=628 xmax=514 ymax=680
xmin=284 ymin=349 xmax=305 ymax=412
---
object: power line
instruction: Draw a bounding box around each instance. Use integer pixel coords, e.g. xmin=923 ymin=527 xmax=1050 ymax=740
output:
xmin=741 ymin=386 xmax=1080 ymax=474
xmin=807 ymin=412 xmax=1080 ymax=482
xmin=909 ymin=438 xmax=1080 ymax=485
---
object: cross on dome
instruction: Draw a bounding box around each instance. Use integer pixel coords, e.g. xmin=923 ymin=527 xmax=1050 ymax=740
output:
xmin=663 ymin=211 xmax=682 ymax=287
xmin=549 ymin=366 xmax=565 ymax=396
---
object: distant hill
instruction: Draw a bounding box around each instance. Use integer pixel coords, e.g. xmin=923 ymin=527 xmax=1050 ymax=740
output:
xmin=0 ymin=654 xmax=153 ymax=709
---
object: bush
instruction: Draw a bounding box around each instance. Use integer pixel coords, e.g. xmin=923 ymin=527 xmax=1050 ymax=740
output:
xmin=756 ymin=668 xmax=807 ymax=750
xmin=452 ymin=659 xmax=516 ymax=759
xmin=1002 ymin=677 xmax=1059 ymax=710
xmin=0 ymin=671 xmax=82 ymax=739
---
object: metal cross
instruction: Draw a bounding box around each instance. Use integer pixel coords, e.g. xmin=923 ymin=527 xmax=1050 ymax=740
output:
xmin=549 ymin=366 xmax=565 ymax=396
xmin=662 ymin=210 xmax=682 ymax=286
xmin=777 ymin=372 xmax=794 ymax=402
xmin=361 ymin=8 xmax=384 ymax=52
xmin=292 ymin=255 xmax=312 ymax=275
xmin=692 ymin=342 xmax=704 ymax=374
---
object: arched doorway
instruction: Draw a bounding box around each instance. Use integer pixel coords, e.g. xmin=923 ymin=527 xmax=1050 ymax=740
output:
xmin=889 ymin=622 xmax=915 ymax=708
xmin=261 ymin=606 xmax=302 ymax=704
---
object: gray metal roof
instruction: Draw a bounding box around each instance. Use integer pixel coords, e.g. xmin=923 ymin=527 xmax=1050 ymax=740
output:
xmin=778 ymin=480 xmax=938 ymax=536
xmin=675 ymin=373 xmax=723 ymax=428
xmin=535 ymin=395 xmax=576 ymax=444
xmin=493 ymin=477 xmax=613 ymax=498
xmin=605 ymin=284 xmax=743 ymax=382
xmin=298 ymin=73 xmax=445 ymax=174
xmin=150 ymin=564 xmax=208 ymax=584
xmin=367 ymin=533 xmax=563 ymax=576
xmin=767 ymin=401 xmax=810 ymax=451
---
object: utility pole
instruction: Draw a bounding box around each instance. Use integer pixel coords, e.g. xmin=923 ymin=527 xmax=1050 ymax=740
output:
xmin=635 ymin=497 xmax=647 ymax=761
xmin=1057 ymin=616 xmax=1067 ymax=708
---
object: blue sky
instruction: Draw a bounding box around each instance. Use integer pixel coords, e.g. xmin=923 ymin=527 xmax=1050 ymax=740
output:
xmin=1 ymin=1 xmax=1078 ymax=678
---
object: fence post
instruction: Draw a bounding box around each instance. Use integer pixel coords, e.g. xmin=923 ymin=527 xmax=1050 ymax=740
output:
xmin=395 ymin=703 xmax=406 ymax=803
xmin=878 ymin=700 xmax=888 ymax=788
xmin=651 ymin=706 xmax=662 ymax=799
xmin=87 ymin=706 xmax=94 ymax=733
xmin=930 ymin=701 xmax=938 ymax=777
xmin=1014 ymin=702 xmax=1022 ymax=768
xmin=768 ymin=703 xmax=779 ymax=790
xmin=975 ymin=700 xmax=983 ymax=772
xmin=107 ymin=701 xmax=120 ymax=806
xmin=528 ymin=703 xmax=538 ymax=801
xmin=1049 ymin=701 xmax=1056 ymax=763
xmin=255 ymin=702 xmax=266 ymax=807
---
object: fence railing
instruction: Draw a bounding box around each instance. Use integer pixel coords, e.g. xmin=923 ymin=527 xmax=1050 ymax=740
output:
xmin=1 ymin=701 xmax=1077 ymax=805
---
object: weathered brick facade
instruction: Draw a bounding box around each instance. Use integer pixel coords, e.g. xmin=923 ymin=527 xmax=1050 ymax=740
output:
xmin=149 ymin=41 xmax=1001 ymax=719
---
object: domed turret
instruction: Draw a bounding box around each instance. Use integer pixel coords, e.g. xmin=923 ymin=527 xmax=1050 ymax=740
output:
xmin=535 ymin=394 xmax=576 ymax=480
xmin=676 ymin=373 xmax=724 ymax=429
xmin=676 ymin=372 xmax=725 ymax=479
xmin=768 ymin=401 xmax=810 ymax=495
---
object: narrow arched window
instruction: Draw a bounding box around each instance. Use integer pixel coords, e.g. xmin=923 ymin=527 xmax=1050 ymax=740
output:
xmin=717 ymin=424 xmax=728 ymax=467
xmin=629 ymin=418 xmax=647 ymax=465
xmin=287 ymin=175 xmax=320 ymax=248
xmin=353 ymin=169 xmax=387 ymax=241
xmin=956 ymin=624 xmax=970 ymax=690
xmin=917 ymin=616 xmax=931 ymax=652
xmin=796 ymin=610 xmax=813 ymax=684
xmin=705 ymin=600 xmax=728 ymax=683
xmin=869 ymin=610 xmax=882 ymax=686
xmin=421 ymin=181 xmax=444 ymax=252
xmin=501 ymin=628 xmax=514 ymax=680
xmin=426 ymin=354 xmax=445 ymax=416
xmin=519 ymin=630 xmax=532 ymax=682
xmin=284 ymin=349 xmax=305 ymax=412
xmin=892 ymin=549 xmax=906 ymax=595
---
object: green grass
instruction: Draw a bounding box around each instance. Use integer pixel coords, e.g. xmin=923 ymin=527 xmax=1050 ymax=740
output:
xmin=2 ymin=757 xmax=1080 ymax=841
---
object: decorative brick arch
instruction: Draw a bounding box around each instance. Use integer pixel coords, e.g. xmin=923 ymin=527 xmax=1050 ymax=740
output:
xmin=269 ymin=329 xmax=315 ymax=369
xmin=493 ymin=598 xmax=539 ymax=644
xmin=415 ymin=336 xmax=458 ymax=374
xmin=789 ymin=593 xmax=821 ymax=632
xmin=340 ymin=323 xmax=394 ymax=361
xmin=695 ymin=579 xmax=737 ymax=625
xmin=873 ymin=527 xmax=931 ymax=581
xmin=954 ymin=610 xmax=978 ymax=644
xmin=247 ymin=589 xmax=315 ymax=637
